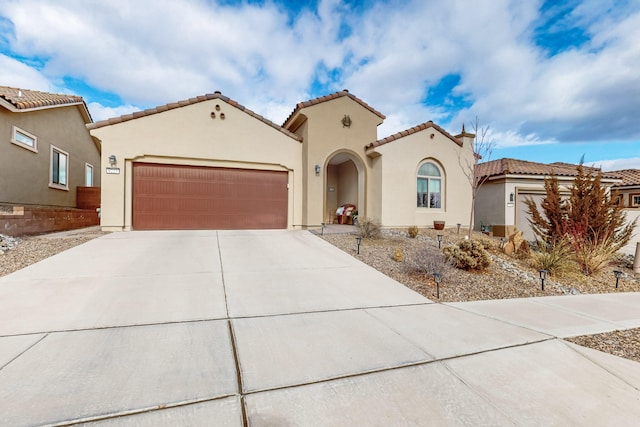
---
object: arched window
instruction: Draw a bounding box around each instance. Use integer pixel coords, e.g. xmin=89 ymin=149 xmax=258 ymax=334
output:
xmin=417 ymin=162 xmax=442 ymax=208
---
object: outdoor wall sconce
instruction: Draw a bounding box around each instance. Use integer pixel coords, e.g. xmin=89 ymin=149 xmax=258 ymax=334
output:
xmin=613 ymin=270 xmax=623 ymax=288
xmin=436 ymin=234 xmax=443 ymax=249
xmin=509 ymin=192 xmax=515 ymax=203
xmin=355 ymin=236 xmax=362 ymax=255
xmin=538 ymin=269 xmax=548 ymax=290
xmin=315 ymin=164 xmax=321 ymax=176
xmin=433 ymin=272 xmax=442 ymax=299
xmin=108 ymin=155 xmax=117 ymax=166
xmin=342 ymin=114 xmax=352 ymax=128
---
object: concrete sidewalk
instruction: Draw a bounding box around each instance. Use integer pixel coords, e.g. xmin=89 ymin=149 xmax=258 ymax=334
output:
xmin=0 ymin=230 xmax=639 ymax=426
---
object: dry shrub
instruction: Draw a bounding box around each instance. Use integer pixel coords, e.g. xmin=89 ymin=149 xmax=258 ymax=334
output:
xmin=443 ymin=239 xmax=491 ymax=271
xmin=570 ymin=234 xmax=620 ymax=275
xmin=408 ymin=246 xmax=455 ymax=279
xmin=407 ymin=225 xmax=419 ymax=238
xmin=357 ymin=217 xmax=381 ymax=239
xmin=530 ymin=240 xmax=574 ymax=276
xmin=392 ymin=247 xmax=404 ymax=262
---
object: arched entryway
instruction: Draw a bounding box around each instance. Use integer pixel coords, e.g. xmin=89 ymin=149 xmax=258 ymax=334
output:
xmin=324 ymin=151 xmax=365 ymax=224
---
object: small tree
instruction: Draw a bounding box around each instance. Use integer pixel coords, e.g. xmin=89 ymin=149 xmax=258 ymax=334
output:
xmin=459 ymin=117 xmax=494 ymax=240
xmin=525 ymin=163 xmax=636 ymax=275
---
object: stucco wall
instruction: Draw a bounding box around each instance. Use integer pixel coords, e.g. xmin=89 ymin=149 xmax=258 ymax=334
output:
xmin=336 ymin=160 xmax=358 ymax=207
xmin=621 ymin=209 xmax=640 ymax=255
xmin=374 ymin=129 xmax=474 ymax=228
xmin=0 ymin=106 xmax=100 ymax=207
xmin=90 ymin=99 xmax=302 ymax=231
xmin=475 ymin=182 xmax=506 ymax=230
xmin=289 ymin=96 xmax=382 ymax=226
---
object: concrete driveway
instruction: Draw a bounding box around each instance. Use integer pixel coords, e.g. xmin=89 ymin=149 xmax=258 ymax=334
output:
xmin=1 ymin=230 xmax=640 ymax=426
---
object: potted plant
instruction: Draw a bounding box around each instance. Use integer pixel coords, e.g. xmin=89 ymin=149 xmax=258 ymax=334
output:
xmin=433 ymin=220 xmax=445 ymax=230
xmin=351 ymin=210 xmax=359 ymax=225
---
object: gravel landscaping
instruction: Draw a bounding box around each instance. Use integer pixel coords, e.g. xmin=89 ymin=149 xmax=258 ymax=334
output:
xmin=319 ymin=226 xmax=640 ymax=363
xmin=2 ymin=227 xmax=638 ymax=364
xmin=0 ymin=228 xmax=109 ymax=277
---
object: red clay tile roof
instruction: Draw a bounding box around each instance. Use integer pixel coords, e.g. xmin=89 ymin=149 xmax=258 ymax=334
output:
xmin=282 ymin=90 xmax=385 ymax=128
xmin=610 ymin=169 xmax=640 ymax=187
xmin=476 ymin=158 xmax=621 ymax=180
xmin=0 ymin=85 xmax=85 ymax=110
xmin=0 ymin=85 xmax=92 ymax=122
xmin=88 ymin=91 xmax=301 ymax=141
xmin=365 ymin=121 xmax=463 ymax=150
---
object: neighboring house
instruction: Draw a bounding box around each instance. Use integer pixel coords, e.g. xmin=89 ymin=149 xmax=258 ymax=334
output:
xmin=0 ymin=85 xmax=101 ymax=235
xmin=610 ymin=169 xmax=640 ymax=254
xmin=474 ymin=158 xmax=622 ymax=240
xmin=88 ymin=90 xmax=475 ymax=231
xmin=610 ymin=169 xmax=640 ymax=208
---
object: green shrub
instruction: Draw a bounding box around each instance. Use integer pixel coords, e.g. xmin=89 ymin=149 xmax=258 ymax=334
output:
xmin=530 ymin=240 xmax=573 ymax=276
xmin=357 ymin=217 xmax=382 ymax=239
xmin=443 ymin=240 xmax=491 ymax=271
xmin=407 ymin=225 xmax=419 ymax=238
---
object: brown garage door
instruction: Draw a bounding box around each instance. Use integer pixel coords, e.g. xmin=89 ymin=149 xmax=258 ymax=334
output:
xmin=133 ymin=163 xmax=288 ymax=230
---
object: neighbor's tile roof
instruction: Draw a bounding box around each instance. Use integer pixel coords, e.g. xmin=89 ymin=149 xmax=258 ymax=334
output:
xmin=282 ymin=90 xmax=385 ymax=128
xmin=476 ymin=158 xmax=621 ymax=180
xmin=610 ymin=169 xmax=640 ymax=187
xmin=365 ymin=121 xmax=463 ymax=150
xmin=88 ymin=91 xmax=302 ymax=141
xmin=0 ymin=85 xmax=85 ymax=110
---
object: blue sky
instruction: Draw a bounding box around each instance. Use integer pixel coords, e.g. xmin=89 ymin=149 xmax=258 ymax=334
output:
xmin=1 ymin=0 xmax=639 ymax=170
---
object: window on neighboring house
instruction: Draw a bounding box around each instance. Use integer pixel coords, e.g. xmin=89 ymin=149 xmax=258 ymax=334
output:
xmin=85 ymin=163 xmax=94 ymax=186
xmin=632 ymin=194 xmax=640 ymax=207
xmin=11 ymin=126 xmax=38 ymax=152
xmin=417 ymin=161 xmax=442 ymax=208
xmin=50 ymin=146 xmax=69 ymax=190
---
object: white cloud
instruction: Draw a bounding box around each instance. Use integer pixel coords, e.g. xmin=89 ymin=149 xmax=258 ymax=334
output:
xmin=590 ymin=157 xmax=640 ymax=172
xmin=0 ymin=53 xmax=52 ymax=91
xmin=0 ymin=0 xmax=639 ymax=161
xmin=86 ymin=102 xmax=140 ymax=122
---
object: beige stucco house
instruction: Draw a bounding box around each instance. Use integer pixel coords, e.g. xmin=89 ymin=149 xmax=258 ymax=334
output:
xmin=89 ymin=90 xmax=475 ymax=231
xmin=1 ymin=86 xmax=101 ymax=208
xmin=610 ymin=169 xmax=640 ymax=254
xmin=474 ymin=158 xmax=622 ymax=240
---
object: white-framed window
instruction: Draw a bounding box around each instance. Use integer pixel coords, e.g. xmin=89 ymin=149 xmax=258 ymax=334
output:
xmin=49 ymin=145 xmax=69 ymax=190
xmin=11 ymin=126 xmax=38 ymax=152
xmin=417 ymin=161 xmax=443 ymax=208
xmin=632 ymin=194 xmax=640 ymax=207
xmin=85 ymin=163 xmax=94 ymax=186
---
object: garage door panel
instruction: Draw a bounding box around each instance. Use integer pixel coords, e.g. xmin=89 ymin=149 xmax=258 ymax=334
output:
xmin=133 ymin=163 xmax=287 ymax=230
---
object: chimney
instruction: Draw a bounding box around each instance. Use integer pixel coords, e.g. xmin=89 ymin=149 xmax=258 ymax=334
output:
xmin=455 ymin=123 xmax=475 ymax=149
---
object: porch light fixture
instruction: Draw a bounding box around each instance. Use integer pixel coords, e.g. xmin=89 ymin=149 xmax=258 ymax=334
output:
xmin=436 ymin=234 xmax=443 ymax=249
xmin=355 ymin=236 xmax=362 ymax=255
xmin=613 ymin=270 xmax=623 ymax=288
xmin=538 ymin=269 xmax=548 ymax=291
xmin=433 ymin=272 xmax=442 ymax=300
xmin=509 ymin=192 xmax=515 ymax=203
xmin=315 ymin=164 xmax=321 ymax=176
xmin=108 ymin=155 xmax=117 ymax=166
xmin=342 ymin=114 xmax=352 ymax=128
